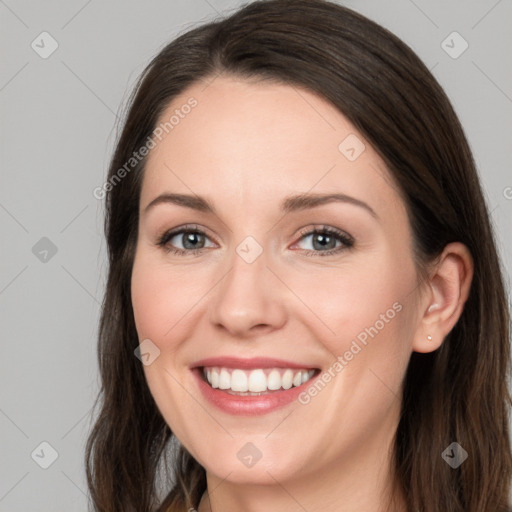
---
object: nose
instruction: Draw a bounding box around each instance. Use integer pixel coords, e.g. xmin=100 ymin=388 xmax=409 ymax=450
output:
xmin=208 ymin=243 xmax=287 ymax=339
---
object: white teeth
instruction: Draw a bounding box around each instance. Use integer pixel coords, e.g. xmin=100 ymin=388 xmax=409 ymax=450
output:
xmin=231 ymin=369 xmax=248 ymax=392
xmin=203 ymin=367 xmax=316 ymax=393
xmin=210 ymin=369 xmax=219 ymax=389
xmin=219 ymin=368 xmax=231 ymax=390
xmin=282 ymin=369 xmax=293 ymax=389
xmin=267 ymin=369 xmax=281 ymax=390
xmin=248 ymin=369 xmax=267 ymax=392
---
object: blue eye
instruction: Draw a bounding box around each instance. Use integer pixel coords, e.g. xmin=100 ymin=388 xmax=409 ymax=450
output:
xmin=157 ymin=225 xmax=215 ymax=255
xmin=156 ymin=225 xmax=354 ymax=257
xmin=292 ymin=226 xmax=354 ymax=256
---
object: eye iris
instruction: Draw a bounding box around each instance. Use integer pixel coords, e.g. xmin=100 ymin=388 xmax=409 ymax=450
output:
xmin=183 ymin=232 xmax=204 ymax=249
xmin=313 ymin=233 xmax=336 ymax=250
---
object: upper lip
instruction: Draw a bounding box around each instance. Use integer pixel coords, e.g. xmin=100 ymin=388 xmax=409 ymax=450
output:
xmin=192 ymin=356 xmax=318 ymax=370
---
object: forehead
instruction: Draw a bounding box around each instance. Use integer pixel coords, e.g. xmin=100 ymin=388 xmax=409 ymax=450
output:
xmin=141 ymin=76 xmax=404 ymax=223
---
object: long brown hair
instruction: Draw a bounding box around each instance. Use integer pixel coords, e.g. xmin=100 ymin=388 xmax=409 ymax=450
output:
xmin=85 ymin=1 xmax=512 ymax=510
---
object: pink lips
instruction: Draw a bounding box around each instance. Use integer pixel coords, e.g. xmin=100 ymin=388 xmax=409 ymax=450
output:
xmin=192 ymin=356 xmax=317 ymax=370
xmin=191 ymin=356 xmax=320 ymax=416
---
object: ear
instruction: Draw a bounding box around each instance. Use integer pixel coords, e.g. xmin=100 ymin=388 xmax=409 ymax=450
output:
xmin=412 ymin=242 xmax=474 ymax=353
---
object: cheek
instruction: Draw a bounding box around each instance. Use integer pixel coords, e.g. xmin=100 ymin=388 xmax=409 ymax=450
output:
xmin=131 ymin=254 xmax=207 ymax=441
xmin=291 ymin=260 xmax=412 ymax=344
xmin=130 ymin=252 xmax=206 ymax=343
xmin=288 ymin=253 xmax=416 ymax=402
xmin=131 ymin=264 xmax=167 ymax=342
xmin=290 ymin=266 xmax=415 ymax=451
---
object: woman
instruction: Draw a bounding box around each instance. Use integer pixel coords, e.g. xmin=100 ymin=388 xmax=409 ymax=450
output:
xmin=85 ymin=1 xmax=512 ymax=510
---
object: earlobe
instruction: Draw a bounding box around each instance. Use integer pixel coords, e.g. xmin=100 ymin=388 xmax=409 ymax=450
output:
xmin=412 ymin=242 xmax=473 ymax=354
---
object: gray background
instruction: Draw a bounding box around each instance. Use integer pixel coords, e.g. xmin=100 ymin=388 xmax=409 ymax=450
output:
xmin=1 ymin=0 xmax=511 ymax=510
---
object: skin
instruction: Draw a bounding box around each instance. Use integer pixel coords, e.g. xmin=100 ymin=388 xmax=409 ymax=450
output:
xmin=130 ymin=75 xmax=473 ymax=512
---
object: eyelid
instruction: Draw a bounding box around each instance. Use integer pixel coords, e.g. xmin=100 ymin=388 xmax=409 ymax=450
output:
xmin=294 ymin=224 xmax=354 ymax=244
xmin=290 ymin=225 xmax=354 ymax=255
xmin=156 ymin=224 xmax=354 ymax=256
xmin=155 ymin=224 xmax=218 ymax=255
xmin=156 ymin=223 xmax=218 ymax=247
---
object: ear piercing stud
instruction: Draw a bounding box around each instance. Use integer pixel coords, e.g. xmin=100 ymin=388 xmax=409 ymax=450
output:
xmin=427 ymin=335 xmax=432 ymax=341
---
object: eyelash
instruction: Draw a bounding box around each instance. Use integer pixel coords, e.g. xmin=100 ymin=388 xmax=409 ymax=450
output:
xmin=156 ymin=224 xmax=354 ymax=257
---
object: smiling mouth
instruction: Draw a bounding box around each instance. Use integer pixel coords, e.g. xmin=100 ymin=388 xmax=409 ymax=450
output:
xmin=200 ymin=366 xmax=320 ymax=396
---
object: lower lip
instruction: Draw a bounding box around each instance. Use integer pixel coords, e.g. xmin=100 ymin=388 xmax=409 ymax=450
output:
xmin=192 ymin=368 xmax=319 ymax=416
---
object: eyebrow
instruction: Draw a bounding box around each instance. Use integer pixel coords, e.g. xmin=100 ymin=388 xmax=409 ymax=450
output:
xmin=143 ymin=192 xmax=378 ymax=220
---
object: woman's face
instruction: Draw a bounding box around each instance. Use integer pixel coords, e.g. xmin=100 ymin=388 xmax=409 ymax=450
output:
xmin=131 ymin=76 xmax=425 ymax=488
